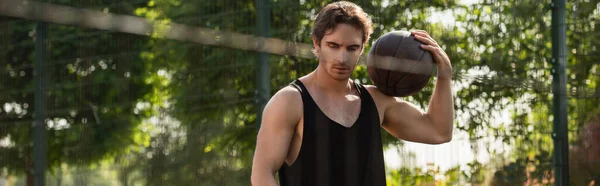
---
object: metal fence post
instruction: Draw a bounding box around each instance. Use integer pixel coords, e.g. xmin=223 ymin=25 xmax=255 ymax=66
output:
xmin=551 ymin=0 xmax=569 ymax=185
xmin=34 ymin=21 xmax=48 ymax=186
xmin=256 ymin=0 xmax=271 ymax=131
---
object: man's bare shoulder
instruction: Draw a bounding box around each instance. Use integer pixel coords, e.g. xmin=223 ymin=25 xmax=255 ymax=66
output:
xmin=269 ymin=85 xmax=302 ymax=107
xmin=262 ymin=85 xmax=303 ymax=127
xmin=363 ymin=85 xmax=408 ymax=107
xmin=364 ymin=85 xmax=392 ymax=101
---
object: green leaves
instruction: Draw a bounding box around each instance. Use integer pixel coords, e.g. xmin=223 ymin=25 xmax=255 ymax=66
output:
xmin=2 ymin=0 xmax=599 ymax=185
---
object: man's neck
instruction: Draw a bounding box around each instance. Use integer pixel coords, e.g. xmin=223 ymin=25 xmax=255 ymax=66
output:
xmin=309 ymin=68 xmax=353 ymax=96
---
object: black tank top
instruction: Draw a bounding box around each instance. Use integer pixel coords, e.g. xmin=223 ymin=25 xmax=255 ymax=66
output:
xmin=278 ymin=79 xmax=387 ymax=186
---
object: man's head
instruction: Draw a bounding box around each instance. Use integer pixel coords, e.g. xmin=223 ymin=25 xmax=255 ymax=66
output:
xmin=311 ymin=1 xmax=373 ymax=81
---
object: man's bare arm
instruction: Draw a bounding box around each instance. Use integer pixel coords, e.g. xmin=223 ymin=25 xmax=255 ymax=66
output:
xmin=367 ymin=85 xmax=453 ymax=144
xmin=367 ymin=30 xmax=454 ymax=144
xmin=251 ymin=86 xmax=302 ymax=186
xmin=424 ymin=75 xmax=454 ymax=140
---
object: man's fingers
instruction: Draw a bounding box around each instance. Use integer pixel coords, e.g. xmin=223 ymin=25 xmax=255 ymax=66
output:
xmin=412 ymin=31 xmax=439 ymax=46
xmin=414 ymin=35 xmax=438 ymax=47
xmin=411 ymin=30 xmax=429 ymax=36
xmin=419 ymin=44 xmax=438 ymax=52
xmin=411 ymin=30 xmax=432 ymax=39
xmin=420 ymin=45 xmax=442 ymax=62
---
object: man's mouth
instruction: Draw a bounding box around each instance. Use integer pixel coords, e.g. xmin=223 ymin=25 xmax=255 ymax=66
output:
xmin=333 ymin=66 xmax=348 ymax=71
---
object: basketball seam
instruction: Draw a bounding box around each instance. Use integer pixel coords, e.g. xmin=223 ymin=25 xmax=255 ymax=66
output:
xmin=395 ymin=59 xmax=420 ymax=84
xmin=373 ymin=38 xmax=386 ymax=93
xmin=390 ymin=34 xmax=407 ymax=96
xmin=394 ymin=36 xmax=430 ymax=92
xmin=396 ymin=73 xmax=431 ymax=96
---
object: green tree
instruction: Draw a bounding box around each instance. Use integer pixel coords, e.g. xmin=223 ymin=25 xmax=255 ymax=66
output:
xmin=0 ymin=2 xmax=153 ymax=185
xmin=3 ymin=0 xmax=598 ymax=185
xmin=443 ymin=0 xmax=600 ymax=184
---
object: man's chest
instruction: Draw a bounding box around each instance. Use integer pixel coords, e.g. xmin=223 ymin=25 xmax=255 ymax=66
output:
xmin=312 ymin=93 xmax=362 ymax=127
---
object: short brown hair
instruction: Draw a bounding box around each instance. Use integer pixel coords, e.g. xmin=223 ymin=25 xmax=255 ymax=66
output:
xmin=311 ymin=1 xmax=373 ymax=47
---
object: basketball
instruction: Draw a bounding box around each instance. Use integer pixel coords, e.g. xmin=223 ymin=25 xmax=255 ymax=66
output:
xmin=366 ymin=30 xmax=435 ymax=97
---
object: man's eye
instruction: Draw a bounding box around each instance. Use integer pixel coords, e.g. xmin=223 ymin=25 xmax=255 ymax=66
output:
xmin=329 ymin=44 xmax=339 ymax=48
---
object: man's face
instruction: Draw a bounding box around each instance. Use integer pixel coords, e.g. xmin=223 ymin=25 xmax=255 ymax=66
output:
xmin=313 ymin=23 xmax=364 ymax=81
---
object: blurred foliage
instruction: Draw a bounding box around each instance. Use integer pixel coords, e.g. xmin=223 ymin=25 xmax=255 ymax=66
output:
xmin=0 ymin=2 xmax=152 ymax=185
xmin=0 ymin=0 xmax=599 ymax=185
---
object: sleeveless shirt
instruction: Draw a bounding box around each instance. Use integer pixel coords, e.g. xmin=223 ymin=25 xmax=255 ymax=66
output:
xmin=278 ymin=79 xmax=387 ymax=186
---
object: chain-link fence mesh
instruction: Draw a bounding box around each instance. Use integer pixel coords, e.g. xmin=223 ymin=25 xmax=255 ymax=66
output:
xmin=0 ymin=0 xmax=598 ymax=185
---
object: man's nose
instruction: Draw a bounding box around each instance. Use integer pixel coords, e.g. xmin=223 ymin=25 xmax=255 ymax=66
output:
xmin=336 ymin=50 xmax=350 ymax=64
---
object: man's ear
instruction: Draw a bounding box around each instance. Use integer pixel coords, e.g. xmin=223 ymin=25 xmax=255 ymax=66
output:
xmin=311 ymin=37 xmax=321 ymax=57
xmin=312 ymin=37 xmax=321 ymax=52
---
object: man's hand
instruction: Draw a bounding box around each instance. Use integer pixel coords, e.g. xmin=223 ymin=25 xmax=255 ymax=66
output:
xmin=412 ymin=30 xmax=453 ymax=80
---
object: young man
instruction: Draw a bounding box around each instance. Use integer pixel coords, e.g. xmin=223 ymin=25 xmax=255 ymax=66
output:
xmin=251 ymin=1 xmax=454 ymax=186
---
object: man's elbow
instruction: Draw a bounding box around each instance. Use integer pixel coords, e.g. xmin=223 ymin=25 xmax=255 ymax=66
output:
xmin=433 ymin=128 xmax=453 ymax=144
xmin=440 ymin=133 xmax=453 ymax=143
xmin=429 ymin=134 xmax=452 ymax=144
xmin=426 ymin=115 xmax=454 ymax=144
xmin=440 ymin=123 xmax=454 ymax=143
xmin=428 ymin=120 xmax=453 ymax=144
